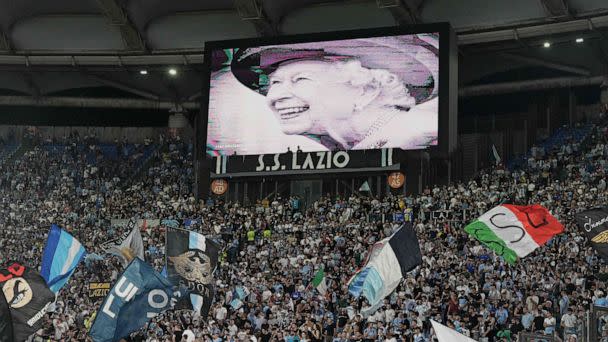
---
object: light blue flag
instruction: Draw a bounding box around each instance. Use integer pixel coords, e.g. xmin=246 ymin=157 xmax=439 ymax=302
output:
xmin=41 ymin=224 xmax=87 ymax=293
xmin=89 ymin=258 xmax=177 ymax=342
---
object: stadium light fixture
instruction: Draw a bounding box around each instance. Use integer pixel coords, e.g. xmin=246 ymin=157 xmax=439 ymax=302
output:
xmin=576 ymin=38 xmax=584 ymax=43
xmin=139 ymin=69 xmax=148 ymax=75
xmin=543 ymin=41 xmax=551 ymax=48
xmin=168 ymin=68 xmax=177 ymax=76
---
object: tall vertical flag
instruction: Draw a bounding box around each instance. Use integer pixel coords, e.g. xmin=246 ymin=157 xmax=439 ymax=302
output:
xmin=106 ymin=225 xmax=144 ymax=267
xmin=311 ymin=267 xmax=328 ymax=295
xmin=89 ymin=258 xmax=177 ymax=342
xmin=41 ymin=225 xmax=87 ymax=293
xmin=464 ymin=204 xmax=564 ymax=264
xmin=348 ymin=223 xmax=421 ymax=310
xmin=491 ymin=144 xmax=501 ymax=165
xmin=431 ymin=320 xmax=477 ymax=342
xmin=166 ymin=227 xmax=219 ymax=318
xmin=576 ymin=207 xmax=608 ymax=260
xmin=0 ymin=261 xmax=55 ymax=342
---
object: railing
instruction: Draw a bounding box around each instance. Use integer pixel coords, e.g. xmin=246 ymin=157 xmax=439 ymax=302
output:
xmin=589 ymin=305 xmax=608 ymax=341
xmin=518 ymin=332 xmax=556 ymax=342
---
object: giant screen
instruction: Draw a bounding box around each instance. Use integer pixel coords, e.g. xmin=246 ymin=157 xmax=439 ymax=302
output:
xmin=205 ymin=31 xmax=441 ymax=157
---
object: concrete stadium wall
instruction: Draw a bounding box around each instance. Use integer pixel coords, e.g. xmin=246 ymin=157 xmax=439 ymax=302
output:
xmin=0 ymin=125 xmax=194 ymax=144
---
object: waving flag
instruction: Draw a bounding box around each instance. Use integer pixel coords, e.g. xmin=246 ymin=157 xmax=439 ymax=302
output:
xmin=41 ymin=225 xmax=87 ymax=293
xmin=166 ymin=227 xmax=219 ymax=318
xmin=0 ymin=285 xmax=13 ymax=342
xmin=0 ymin=261 xmax=55 ymax=342
xmin=576 ymin=207 xmax=608 ymax=260
xmin=348 ymin=223 xmax=421 ymax=309
xmin=311 ymin=267 xmax=328 ymax=295
xmin=106 ymin=225 xmax=144 ymax=267
xmin=89 ymin=258 xmax=178 ymax=342
xmin=431 ymin=320 xmax=477 ymax=342
xmin=465 ymin=204 xmax=564 ymax=264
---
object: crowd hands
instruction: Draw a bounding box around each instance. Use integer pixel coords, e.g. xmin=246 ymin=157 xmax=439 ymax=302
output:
xmin=0 ymin=119 xmax=606 ymax=342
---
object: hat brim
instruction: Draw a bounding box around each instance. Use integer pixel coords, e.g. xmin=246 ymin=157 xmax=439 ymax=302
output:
xmin=218 ymin=34 xmax=439 ymax=104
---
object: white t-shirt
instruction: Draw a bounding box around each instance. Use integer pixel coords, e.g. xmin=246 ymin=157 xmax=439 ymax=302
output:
xmin=561 ymin=313 xmax=577 ymax=328
xmin=182 ymin=330 xmax=195 ymax=342
xmin=215 ymin=306 xmax=228 ymax=321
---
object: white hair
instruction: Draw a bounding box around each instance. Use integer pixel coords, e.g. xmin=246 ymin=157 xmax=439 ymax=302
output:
xmin=332 ymin=59 xmax=416 ymax=110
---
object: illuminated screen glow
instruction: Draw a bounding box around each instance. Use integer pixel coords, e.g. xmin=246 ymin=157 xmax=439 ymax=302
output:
xmin=206 ymin=33 xmax=439 ymax=156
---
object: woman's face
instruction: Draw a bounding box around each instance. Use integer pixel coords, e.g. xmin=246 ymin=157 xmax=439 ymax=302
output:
xmin=266 ymin=59 xmax=361 ymax=136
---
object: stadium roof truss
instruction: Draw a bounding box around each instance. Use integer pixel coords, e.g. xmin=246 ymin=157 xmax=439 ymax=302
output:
xmin=0 ymin=0 xmax=607 ymax=104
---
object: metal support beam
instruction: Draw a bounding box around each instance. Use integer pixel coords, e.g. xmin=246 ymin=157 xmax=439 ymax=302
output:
xmin=500 ymin=52 xmax=590 ymax=75
xmin=235 ymin=0 xmax=277 ymax=36
xmin=539 ymin=0 xmax=571 ymax=17
xmin=95 ymin=0 xmax=146 ymax=51
xmin=0 ymin=96 xmax=199 ymax=110
xmin=21 ymin=73 xmax=41 ymax=98
xmin=85 ymin=73 xmax=161 ymax=100
xmin=379 ymin=0 xmax=422 ymax=25
xmin=0 ymin=30 xmax=12 ymax=52
xmin=590 ymin=40 xmax=608 ymax=72
xmin=460 ymin=75 xmax=607 ymax=97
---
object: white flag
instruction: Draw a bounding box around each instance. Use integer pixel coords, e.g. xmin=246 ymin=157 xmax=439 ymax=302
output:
xmin=431 ymin=320 xmax=477 ymax=342
xmin=492 ymin=144 xmax=501 ymax=165
xmin=359 ymin=181 xmax=370 ymax=192
xmin=107 ymin=225 xmax=145 ymax=266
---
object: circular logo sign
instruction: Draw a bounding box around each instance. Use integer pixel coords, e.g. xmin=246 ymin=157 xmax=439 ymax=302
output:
xmin=211 ymin=179 xmax=228 ymax=195
xmin=3 ymin=277 xmax=33 ymax=309
xmin=388 ymin=172 xmax=405 ymax=189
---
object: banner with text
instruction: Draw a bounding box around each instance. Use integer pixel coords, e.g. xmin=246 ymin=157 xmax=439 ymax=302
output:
xmin=212 ymin=148 xmax=399 ymax=176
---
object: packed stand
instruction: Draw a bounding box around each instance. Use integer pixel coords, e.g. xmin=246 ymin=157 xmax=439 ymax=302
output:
xmin=0 ymin=118 xmax=606 ymax=342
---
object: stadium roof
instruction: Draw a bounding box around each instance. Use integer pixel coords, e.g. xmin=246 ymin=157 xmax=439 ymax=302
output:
xmin=0 ymin=0 xmax=607 ymax=105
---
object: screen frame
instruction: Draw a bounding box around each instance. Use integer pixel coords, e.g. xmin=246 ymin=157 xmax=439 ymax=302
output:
xmin=201 ymin=22 xmax=454 ymax=157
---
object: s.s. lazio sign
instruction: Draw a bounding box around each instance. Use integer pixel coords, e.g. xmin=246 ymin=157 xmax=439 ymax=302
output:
xmin=212 ymin=148 xmax=398 ymax=176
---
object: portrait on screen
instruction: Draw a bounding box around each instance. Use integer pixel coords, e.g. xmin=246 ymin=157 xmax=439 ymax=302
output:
xmin=206 ymin=33 xmax=439 ymax=156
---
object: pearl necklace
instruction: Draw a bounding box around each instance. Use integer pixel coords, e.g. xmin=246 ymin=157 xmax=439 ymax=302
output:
xmin=359 ymin=110 xmax=400 ymax=143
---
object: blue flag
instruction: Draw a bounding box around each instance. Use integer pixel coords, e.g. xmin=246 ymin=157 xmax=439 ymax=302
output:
xmin=41 ymin=225 xmax=87 ymax=293
xmin=89 ymin=258 xmax=177 ymax=342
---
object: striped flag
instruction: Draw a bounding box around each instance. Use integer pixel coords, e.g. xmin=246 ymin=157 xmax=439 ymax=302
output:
xmin=465 ymin=204 xmax=564 ymax=264
xmin=41 ymin=225 xmax=87 ymax=293
xmin=311 ymin=267 xmax=327 ymax=295
xmin=348 ymin=223 xmax=421 ymax=309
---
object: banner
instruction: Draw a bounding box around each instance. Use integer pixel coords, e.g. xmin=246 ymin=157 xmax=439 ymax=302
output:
xmin=88 ymin=283 xmax=111 ymax=298
xmin=0 ymin=261 xmax=55 ymax=342
xmin=89 ymin=258 xmax=178 ymax=342
xmin=109 ymin=219 xmax=161 ymax=229
xmin=0 ymin=286 xmax=13 ymax=342
xmin=166 ymin=227 xmax=219 ymax=318
xmin=576 ymin=208 xmax=608 ymax=260
xmin=212 ymin=148 xmax=400 ymax=176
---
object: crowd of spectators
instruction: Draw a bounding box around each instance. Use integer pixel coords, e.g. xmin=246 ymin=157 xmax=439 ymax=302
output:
xmin=0 ymin=116 xmax=606 ymax=342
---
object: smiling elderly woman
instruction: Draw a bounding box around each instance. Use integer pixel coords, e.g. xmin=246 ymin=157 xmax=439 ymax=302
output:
xmin=231 ymin=35 xmax=439 ymax=151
